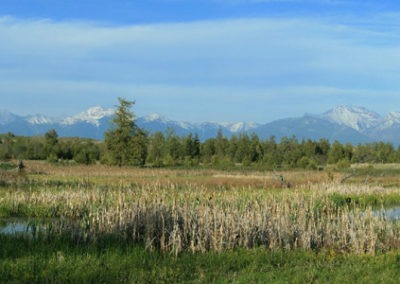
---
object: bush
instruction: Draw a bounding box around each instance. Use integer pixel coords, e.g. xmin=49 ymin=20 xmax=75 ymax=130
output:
xmin=297 ymin=157 xmax=318 ymax=170
xmin=46 ymin=153 xmax=58 ymax=164
xmin=336 ymin=159 xmax=351 ymax=170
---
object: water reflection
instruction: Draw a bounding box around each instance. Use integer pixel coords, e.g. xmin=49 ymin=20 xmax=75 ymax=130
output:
xmin=374 ymin=207 xmax=400 ymax=221
xmin=0 ymin=218 xmax=59 ymax=235
xmin=1 ymin=222 xmax=31 ymax=234
xmin=0 ymin=218 xmax=79 ymax=236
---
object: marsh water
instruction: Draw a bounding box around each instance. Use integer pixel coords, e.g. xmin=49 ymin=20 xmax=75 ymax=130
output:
xmin=0 ymin=217 xmax=81 ymax=236
xmin=0 ymin=218 xmax=62 ymax=235
xmin=374 ymin=207 xmax=400 ymax=221
xmin=1 ymin=207 xmax=400 ymax=237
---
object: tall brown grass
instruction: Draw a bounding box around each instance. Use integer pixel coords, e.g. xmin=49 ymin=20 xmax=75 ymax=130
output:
xmin=84 ymin=185 xmax=399 ymax=256
xmin=2 ymin=172 xmax=400 ymax=256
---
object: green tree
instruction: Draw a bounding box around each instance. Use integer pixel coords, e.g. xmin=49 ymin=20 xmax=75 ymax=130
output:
xmin=147 ymin=132 xmax=166 ymax=167
xmin=200 ymin=138 xmax=216 ymax=164
xmin=104 ymin=98 xmax=147 ymax=166
xmin=262 ymin=136 xmax=280 ymax=169
xmin=163 ymin=128 xmax=182 ymax=166
xmin=376 ymin=142 xmax=395 ymax=163
xmin=327 ymin=141 xmax=346 ymax=164
xmin=184 ymin=133 xmax=200 ymax=159
xmin=73 ymin=141 xmax=100 ymax=165
xmin=215 ymin=129 xmax=229 ymax=158
xmin=44 ymin=129 xmax=59 ymax=162
xmin=183 ymin=133 xmax=200 ymax=166
xmin=279 ymin=136 xmax=301 ymax=168
xmin=131 ymin=128 xmax=148 ymax=165
xmin=250 ymin=133 xmax=263 ymax=162
xmin=0 ymin=132 xmax=15 ymax=160
xmin=315 ymin=139 xmax=330 ymax=164
xmin=25 ymin=137 xmax=46 ymax=160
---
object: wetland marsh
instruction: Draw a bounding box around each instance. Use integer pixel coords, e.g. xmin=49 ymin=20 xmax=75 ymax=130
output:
xmin=1 ymin=161 xmax=400 ymax=282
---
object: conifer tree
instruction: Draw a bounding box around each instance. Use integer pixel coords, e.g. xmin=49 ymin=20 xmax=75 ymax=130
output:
xmin=104 ymin=98 xmax=147 ymax=166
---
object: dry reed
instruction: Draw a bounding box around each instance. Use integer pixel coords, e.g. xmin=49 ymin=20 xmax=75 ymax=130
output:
xmin=2 ymin=176 xmax=400 ymax=256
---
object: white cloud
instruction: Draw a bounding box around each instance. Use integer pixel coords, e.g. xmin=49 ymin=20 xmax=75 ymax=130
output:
xmin=1 ymin=14 xmax=400 ymax=121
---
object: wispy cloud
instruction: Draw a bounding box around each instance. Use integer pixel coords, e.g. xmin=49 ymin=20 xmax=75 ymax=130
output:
xmin=1 ymin=13 xmax=400 ymax=121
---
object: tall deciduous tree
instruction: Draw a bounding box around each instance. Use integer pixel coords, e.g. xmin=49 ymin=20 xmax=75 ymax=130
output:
xmin=104 ymin=98 xmax=147 ymax=166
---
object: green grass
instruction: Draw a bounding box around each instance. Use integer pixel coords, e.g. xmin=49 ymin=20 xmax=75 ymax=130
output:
xmin=328 ymin=192 xmax=400 ymax=209
xmin=1 ymin=235 xmax=400 ymax=283
xmin=0 ymin=162 xmax=16 ymax=171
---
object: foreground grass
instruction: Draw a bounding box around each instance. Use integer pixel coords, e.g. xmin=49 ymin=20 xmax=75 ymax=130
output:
xmin=2 ymin=162 xmax=400 ymax=282
xmin=1 ymin=235 xmax=400 ymax=283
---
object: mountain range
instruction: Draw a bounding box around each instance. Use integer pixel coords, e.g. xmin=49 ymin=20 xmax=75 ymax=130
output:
xmin=1 ymin=105 xmax=400 ymax=145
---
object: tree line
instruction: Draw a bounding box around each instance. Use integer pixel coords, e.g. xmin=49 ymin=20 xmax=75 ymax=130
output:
xmin=1 ymin=98 xmax=400 ymax=169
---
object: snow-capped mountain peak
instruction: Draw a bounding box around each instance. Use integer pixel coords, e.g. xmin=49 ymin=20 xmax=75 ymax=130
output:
xmin=143 ymin=113 xmax=169 ymax=123
xmin=3 ymin=104 xmax=400 ymax=144
xmin=227 ymin=122 xmax=260 ymax=133
xmin=381 ymin=111 xmax=400 ymax=129
xmin=27 ymin=115 xmax=55 ymax=125
xmin=321 ymin=105 xmax=382 ymax=132
xmin=0 ymin=109 xmax=18 ymax=125
xmin=62 ymin=106 xmax=115 ymax=127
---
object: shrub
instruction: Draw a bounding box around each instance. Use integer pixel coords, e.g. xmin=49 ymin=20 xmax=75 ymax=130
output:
xmin=336 ymin=159 xmax=351 ymax=170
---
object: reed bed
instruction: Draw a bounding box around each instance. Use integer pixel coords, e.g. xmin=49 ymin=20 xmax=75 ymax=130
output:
xmin=83 ymin=186 xmax=400 ymax=256
xmin=2 ymin=176 xmax=400 ymax=256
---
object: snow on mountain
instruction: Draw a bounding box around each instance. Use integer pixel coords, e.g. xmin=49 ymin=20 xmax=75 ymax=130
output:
xmin=177 ymin=121 xmax=195 ymax=130
xmin=143 ymin=113 xmax=168 ymax=123
xmin=194 ymin=121 xmax=259 ymax=133
xmin=62 ymin=106 xmax=114 ymax=127
xmin=140 ymin=113 xmax=195 ymax=130
xmin=27 ymin=115 xmax=56 ymax=125
xmin=198 ymin=122 xmax=224 ymax=129
xmin=227 ymin=122 xmax=260 ymax=133
xmin=381 ymin=112 xmax=400 ymax=129
xmin=321 ymin=105 xmax=382 ymax=132
xmin=3 ymin=104 xmax=400 ymax=144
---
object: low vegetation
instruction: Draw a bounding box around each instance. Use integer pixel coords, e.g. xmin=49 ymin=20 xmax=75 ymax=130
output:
xmin=1 ymin=161 xmax=400 ymax=281
xmin=2 ymin=236 xmax=400 ymax=283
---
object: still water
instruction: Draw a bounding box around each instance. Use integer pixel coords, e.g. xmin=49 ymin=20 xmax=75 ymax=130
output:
xmin=0 ymin=217 xmax=80 ymax=236
xmin=374 ymin=207 xmax=400 ymax=221
xmin=0 ymin=218 xmax=56 ymax=235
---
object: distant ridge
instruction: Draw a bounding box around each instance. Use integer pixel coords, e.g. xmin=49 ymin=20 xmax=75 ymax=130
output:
xmin=1 ymin=105 xmax=400 ymax=144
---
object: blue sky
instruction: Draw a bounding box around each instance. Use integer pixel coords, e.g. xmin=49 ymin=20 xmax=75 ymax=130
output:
xmin=1 ymin=0 xmax=400 ymax=122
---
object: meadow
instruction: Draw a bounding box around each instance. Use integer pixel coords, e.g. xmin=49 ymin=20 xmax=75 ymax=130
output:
xmin=1 ymin=161 xmax=400 ymax=282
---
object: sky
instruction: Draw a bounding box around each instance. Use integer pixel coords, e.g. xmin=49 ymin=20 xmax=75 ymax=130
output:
xmin=1 ymin=0 xmax=400 ymax=123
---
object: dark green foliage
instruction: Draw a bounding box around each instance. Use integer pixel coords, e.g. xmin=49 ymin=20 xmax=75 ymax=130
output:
xmin=163 ymin=128 xmax=183 ymax=166
xmin=44 ymin=129 xmax=59 ymax=162
xmin=353 ymin=142 xmax=397 ymax=163
xmin=104 ymin=98 xmax=147 ymax=166
xmin=146 ymin=131 xmax=165 ymax=167
xmin=73 ymin=141 xmax=100 ymax=165
xmin=0 ymin=132 xmax=15 ymax=160
xmin=0 ymin=133 xmax=101 ymax=165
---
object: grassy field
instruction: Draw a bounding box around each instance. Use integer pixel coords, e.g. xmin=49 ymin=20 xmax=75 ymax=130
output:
xmin=1 ymin=161 xmax=400 ymax=282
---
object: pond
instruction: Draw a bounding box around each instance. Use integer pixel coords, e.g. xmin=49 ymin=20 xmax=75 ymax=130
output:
xmin=0 ymin=218 xmax=51 ymax=235
xmin=0 ymin=217 xmax=80 ymax=236
xmin=374 ymin=207 xmax=400 ymax=221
